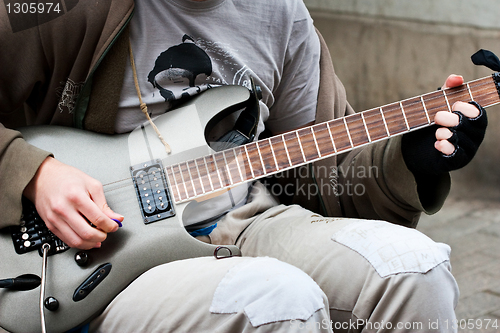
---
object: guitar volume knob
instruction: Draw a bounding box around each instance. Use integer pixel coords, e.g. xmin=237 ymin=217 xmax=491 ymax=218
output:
xmin=44 ymin=297 xmax=59 ymax=311
xmin=74 ymin=251 xmax=90 ymax=267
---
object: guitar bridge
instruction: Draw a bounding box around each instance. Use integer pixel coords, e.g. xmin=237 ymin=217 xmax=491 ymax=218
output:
xmin=130 ymin=160 xmax=175 ymax=224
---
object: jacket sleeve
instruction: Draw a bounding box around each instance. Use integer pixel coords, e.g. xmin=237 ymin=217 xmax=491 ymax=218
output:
xmin=0 ymin=125 xmax=51 ymax=229
xmin=1 ymin=1 xmax=135 ymax=228
xmin=335 ymin=137 xmax=450 ymax=228
xmin=0 ymin=13 xmax=52 ymax=228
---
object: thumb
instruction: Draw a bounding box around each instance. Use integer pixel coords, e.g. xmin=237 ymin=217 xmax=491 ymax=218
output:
xmin=102 ymin=202 xmax=124 ymax=225
xmin=89 ymin=185 xmax=124 ymax=227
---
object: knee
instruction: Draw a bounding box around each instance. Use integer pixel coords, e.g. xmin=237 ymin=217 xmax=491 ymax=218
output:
xmin=210 ymin=257 xmax=329 ymax=327
xmin=331 ymin=220 xmax=452 ymax=279
xmin=398 ymin=260 xmax=459 ymax=306
xmin=331 ymin=220 xmax=459 ymax=311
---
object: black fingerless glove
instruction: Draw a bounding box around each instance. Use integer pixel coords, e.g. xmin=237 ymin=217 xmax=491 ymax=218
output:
xmin=402 ymin=101 xmax=488 ymax=177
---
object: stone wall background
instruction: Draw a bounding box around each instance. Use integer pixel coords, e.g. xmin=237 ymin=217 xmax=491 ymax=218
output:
xmin=305 ymin=0 xmax=500 ymax=199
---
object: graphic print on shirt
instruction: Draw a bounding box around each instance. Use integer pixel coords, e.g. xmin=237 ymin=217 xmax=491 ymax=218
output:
xmin=146 ymin=34 xmax=254 ymax=110
xmin=147 ymin=35 xmax=213 ymax=103
xmin=145 ymin=34 xmax=255 ymax=232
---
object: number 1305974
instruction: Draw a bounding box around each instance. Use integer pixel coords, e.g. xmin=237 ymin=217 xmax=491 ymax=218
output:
xmin=6 ymin=3 xmax=61 ymax=14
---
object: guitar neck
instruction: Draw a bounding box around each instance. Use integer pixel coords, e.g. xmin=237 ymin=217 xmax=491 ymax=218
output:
xmin=166 ymin=73 xmax=500 ymax=203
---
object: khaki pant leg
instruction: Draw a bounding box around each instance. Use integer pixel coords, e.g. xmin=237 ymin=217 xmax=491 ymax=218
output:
xmin=236 ymin=205 xmax=459 ymax=333
xmin=89 ymin=256 xmax=332 ymax=333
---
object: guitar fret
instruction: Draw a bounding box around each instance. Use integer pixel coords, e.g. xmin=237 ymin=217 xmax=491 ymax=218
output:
xmin=466 ymin=82 xmax=474 ymax=101
xmin=193 ymin=161 xmax=206 ymax=194
xmin=326 ymin=122 xmax=337 ymax=153
xmin=169 ymin=165 xmax=183 ymax=201
xmin=297 ymin=127 xmax=320 ymax=161
xmin=360 ymin=113 xmax=371 ymax=143
xmin=209 ymin=154 xmax=225 ymax=189
xmin=268 ymin=138 xmax=279 ymax=171
xmin=295 ymin=130 xmax=307 ymax=162
xmin=344 ymin=113 xmax=370 ymax=146
xmin=328 ymin=119 xmax=351 ymax=151
xmin=312 ymin=124 xmax=335 ymax=156
xmin=343 ymin=118 xmax=354 ymax=148
xmin=222 ymin=152 xmax=234 ymax=185
xmin=214 ymin=152 xmax=231 ymax=187
xmin=467 ymin=76 xmax=497 ymax=107
xmin=259 ymin=140 xmax=278 ymax=173
xmin=379 ymin=107 xmax=390 ymax=136
xmin=282 ymin=132 xmax=305 ymax=165
xmin=281 ymin=134 xmax=293 ymax=166
xmin=215 ymin=163 xmax=224 ymax=187
xmin=399 ymin=102 xmax=410 ymax=131
xmin=167 ymin=167 xmax=182 ymax=202
xmin=170 ymin=165 xmax=187 ymax=200
xmin=420 ymin=96 xmax=431 ymax=124
xmin=224 ymin=149 xmax=242 ymax=184
xmin=207 ymin=155 xmax=223 ymax=189
xmin=360 ymin=109 xmax=387 ymax=141
xmin=246 ymin=143 xmax=266 ymax=177
xmin=421 ymin=91 xmax=449 ymax=125
xmin=235 ymin=146 xmax=253 ymax=180
xmin=255 ymin=141 xmax=268 ymax=175
xmin=196 ymin=157 xmax=212 ymax=193
xmin=442 ymin=89 xmax=452 ymax=112
xmin=244 ymin=145 xmax=256 ymax=179
xmin=178 ymin=164 xmax=191 ymax=198
xmin=310 ymin=127 xmax=322 ymax=156
xmin=185 ymin=162 xmax=198 ymax=196
xmin=270 ymin=136 xmax=291 ymax=169
xmin=203 ymin=156 xmax=215 ymax=192
xmin=232 ymin=147 xmax=245 ymax=182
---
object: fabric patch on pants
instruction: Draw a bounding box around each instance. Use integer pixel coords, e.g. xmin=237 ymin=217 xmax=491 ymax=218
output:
xmin=210 ymin=257 xmax=324 ymax=327
xmin=331 ymin=220 xmax=451 ymax=278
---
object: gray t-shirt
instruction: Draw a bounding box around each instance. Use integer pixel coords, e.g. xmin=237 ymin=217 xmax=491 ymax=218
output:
xmin=116 ymin=0 xmax=320 ymax=229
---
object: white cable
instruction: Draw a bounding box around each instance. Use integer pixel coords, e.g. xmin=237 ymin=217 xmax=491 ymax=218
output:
xmin=40 ymin=243 xmax=50 ymax=333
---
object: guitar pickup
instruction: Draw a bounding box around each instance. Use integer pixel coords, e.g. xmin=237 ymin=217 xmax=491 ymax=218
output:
xmin=130 ymin=160 xmax=175 ymax=224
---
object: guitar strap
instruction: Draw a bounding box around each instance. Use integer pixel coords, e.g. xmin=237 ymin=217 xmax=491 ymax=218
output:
xmin=129 ymin=40 xmax=172 ymax=154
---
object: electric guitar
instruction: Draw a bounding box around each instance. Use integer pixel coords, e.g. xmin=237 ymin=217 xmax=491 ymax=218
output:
xmin=1 ymin=74 xmax=500 ymax=333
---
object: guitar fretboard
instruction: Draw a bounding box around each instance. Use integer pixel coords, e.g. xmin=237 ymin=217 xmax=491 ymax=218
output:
xmin=166 ymin=74 xmax=500 ymax=203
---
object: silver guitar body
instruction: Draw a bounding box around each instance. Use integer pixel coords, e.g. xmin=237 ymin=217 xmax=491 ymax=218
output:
xmin=0 ymin=85 xmax=248 ymax=333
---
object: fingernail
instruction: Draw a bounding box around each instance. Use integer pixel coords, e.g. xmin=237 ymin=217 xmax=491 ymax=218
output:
xmin=111 ymin=218 xmax=123 ymax=228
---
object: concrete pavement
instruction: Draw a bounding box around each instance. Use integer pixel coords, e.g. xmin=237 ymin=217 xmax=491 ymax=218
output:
xmin=418 ymin=182 xmax=500 ymax=333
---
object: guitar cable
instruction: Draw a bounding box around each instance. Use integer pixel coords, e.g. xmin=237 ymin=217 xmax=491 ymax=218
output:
xmin=40 ymin=243 xmax=50 ymax=333
xmin=0 ymin=275 xmax=41 ymax=290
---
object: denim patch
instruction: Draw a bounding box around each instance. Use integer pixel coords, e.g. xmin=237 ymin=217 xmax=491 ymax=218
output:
xmin=332 ymin=220 xmax=451 ymax=278
xmin=210 ymin=257 xmax=324 ymax=327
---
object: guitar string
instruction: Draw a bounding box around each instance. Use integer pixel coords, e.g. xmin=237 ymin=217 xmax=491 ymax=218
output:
xmin=100 ymin=79 xmax=494 ymax=195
